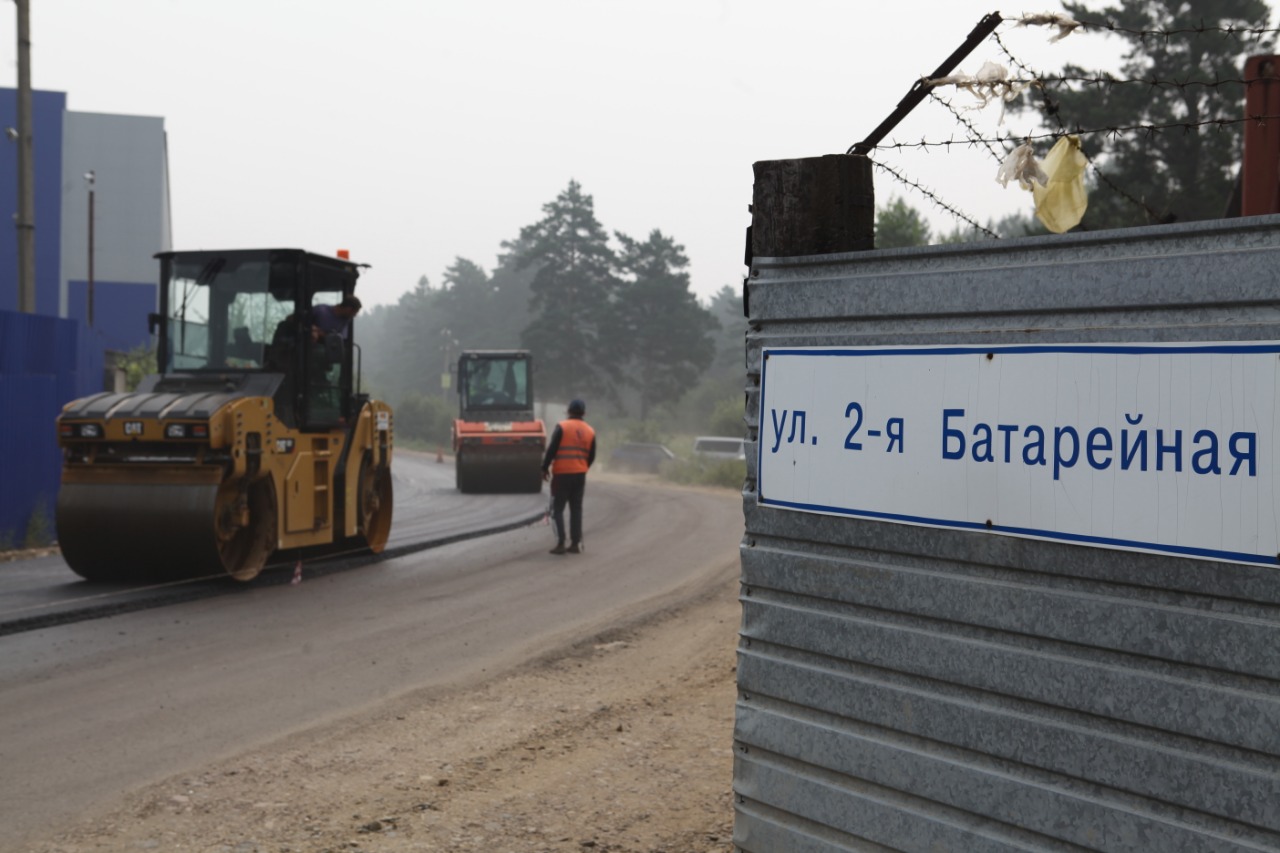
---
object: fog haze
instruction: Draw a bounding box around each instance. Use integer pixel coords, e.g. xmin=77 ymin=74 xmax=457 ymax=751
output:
xmin=1 ymin=1 xmax=1120 ymax=307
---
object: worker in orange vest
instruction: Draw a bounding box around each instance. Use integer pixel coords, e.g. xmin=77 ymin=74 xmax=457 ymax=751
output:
xmin=541 ymin=398 xmax=597 ymax=555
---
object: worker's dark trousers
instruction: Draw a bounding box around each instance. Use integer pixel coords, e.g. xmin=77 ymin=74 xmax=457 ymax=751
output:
xmin=551 ymin=473 xmax=587 ymax=546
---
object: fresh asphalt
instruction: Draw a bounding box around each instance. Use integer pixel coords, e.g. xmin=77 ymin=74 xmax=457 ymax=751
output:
xmin=0 ymin=451 xmax=547 ymax=636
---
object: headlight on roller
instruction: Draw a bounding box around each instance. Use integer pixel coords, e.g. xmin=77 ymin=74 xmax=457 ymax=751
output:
xmin=164 ymin=423 xmax=209 ymax=440
xmin=59 ymin=422 xmax=102 ymax=439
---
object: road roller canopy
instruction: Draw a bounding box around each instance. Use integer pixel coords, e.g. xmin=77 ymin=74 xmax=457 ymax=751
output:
xmin=458 ymin=350 xmax=535 ymax=417
xmin=153 ymin=249 xmax=361 ymax=375
xmin=148 ymin=248 xmax=366 ymax=430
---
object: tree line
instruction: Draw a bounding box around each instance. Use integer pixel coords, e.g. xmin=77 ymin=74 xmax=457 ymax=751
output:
xmin=358 ymin=180 xmax=747 ymax=445
xmin=363 ymin=0 xmax=1269 ymax=445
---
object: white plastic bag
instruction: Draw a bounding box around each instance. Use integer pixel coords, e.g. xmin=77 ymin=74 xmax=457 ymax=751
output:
xmin=995 ymin=142 xmax=1047 ymax=190
xmin=926 ymin=61 xmax=1025 ymax=123
xmin=1016 ymin=12 xmax=1081 ymax=42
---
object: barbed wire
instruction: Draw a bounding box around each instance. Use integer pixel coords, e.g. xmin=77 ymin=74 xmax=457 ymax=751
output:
xmin=1036 ymin=73 xmax=1247 ymax=91
xmin=873 ymin=114 xmax=1275 ymax=152
xmin=862 ymin=14 xmax=1274 ymax=233
xmin=868 ymin=157 xmax=1001 ymax=240
xmin=992 ymin=30 xmax=1187 ymax=222
xmin=924 ymin=74 xmax=1260 ymax=148
xmin=991 ymin=30 xmax=1050 ymax=97
xmin=922 ymin=85 xmax=1170 ymax=230
xmin=1068 ymin=16 xmax=1279 ymax=41
xmin=925 ymin=92 xmax=1013 ymax=164
xmin=933 ymin=73 xmax=1251 ymax=93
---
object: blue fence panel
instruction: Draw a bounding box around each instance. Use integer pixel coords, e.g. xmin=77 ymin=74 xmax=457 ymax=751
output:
xmin=0 ymin=311 xmax=63 ymax=376
xmin=66 ymin=280 xmax=156 ymax=355
xmin=0 ymin=311 xmax=24 ymax=374
xmin=0 ymin=89 xmax=65 ymax=318
xmin=71 ymin=317 xmax=103 ymax=401
xmin=26 ymin=315 xmax=57 ymax=375
xmin=0 ymin=374 xmax=60 ymax=544
xmin=0 ymin=309 xmax=100 ymax=545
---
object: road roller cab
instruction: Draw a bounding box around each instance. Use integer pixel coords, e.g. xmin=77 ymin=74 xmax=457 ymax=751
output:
xmin=451 ymin=350 xmax=545 ymax=493
xmin=56 ymin=249 xmax=394 ymax=583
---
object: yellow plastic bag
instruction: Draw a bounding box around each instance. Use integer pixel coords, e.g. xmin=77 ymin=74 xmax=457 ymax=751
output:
xmin=1031 ymin=135 xmax=1088 ymax=233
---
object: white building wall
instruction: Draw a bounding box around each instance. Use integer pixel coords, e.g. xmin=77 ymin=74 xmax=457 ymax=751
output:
xmin=59 ymin=111 xmax=171 ymax=317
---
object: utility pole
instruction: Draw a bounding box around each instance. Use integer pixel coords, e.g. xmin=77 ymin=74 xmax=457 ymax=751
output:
xmin=85 ymin=170 xmax=95 ymax=326
xmin=15 ymin=0 xmax=36 ymax=313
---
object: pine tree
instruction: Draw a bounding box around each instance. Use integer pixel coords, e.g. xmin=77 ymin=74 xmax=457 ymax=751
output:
xmin=706 ymin=284 xmax=746 ymax=379
xmin=436 ymin=257 xmax=494 ymax=349
xmin=359 ymin=275 xmax=447 ymax=405
xmin=613 ymin=229 xmax=717 ymax=420
xmin=516 ymin=181 xmax=619 ymax=404
xmin=1021 ymin=0 xmax=1273 ymax=228
xmin=487 ymin=237 xmax=538 ymax=350
xmin=875 ymin=197 xmax=932 ymax=248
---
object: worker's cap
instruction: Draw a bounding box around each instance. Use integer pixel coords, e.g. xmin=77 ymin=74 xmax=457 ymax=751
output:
xmin=568 ymin=399 xmax=586 ymax=416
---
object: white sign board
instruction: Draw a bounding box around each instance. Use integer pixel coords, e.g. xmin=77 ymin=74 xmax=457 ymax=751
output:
xmin=757 ymin=343 xmax=1280 ymax=567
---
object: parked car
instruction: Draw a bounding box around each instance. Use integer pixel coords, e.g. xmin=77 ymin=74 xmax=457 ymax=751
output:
xmin=691 ymin=436 xmax=746 ymax=460
xmin=609 ymin=442 xmax=676 ymax=474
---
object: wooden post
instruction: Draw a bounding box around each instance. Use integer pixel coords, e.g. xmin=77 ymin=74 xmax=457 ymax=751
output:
xmin=749 ymin=154 xmax=875 ymax=261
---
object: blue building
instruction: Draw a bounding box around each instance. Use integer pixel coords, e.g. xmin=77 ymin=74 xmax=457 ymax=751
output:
xmin=0 ymin=88 xmax=171 ymax=545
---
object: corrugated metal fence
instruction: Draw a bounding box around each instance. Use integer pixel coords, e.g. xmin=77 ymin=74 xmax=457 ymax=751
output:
xmin=736 ymin=216 xmax=1280 ymax=851
xmin=0 ymin=309 xmax=101 ymax=545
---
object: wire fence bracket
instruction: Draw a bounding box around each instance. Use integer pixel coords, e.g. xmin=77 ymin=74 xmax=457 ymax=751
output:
xmin=849 ymin=11 xmax=1004 ymax=156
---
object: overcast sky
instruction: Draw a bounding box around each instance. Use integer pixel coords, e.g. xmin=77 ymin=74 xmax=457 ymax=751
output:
xmin=3 ymin=1 xmax=1145 ymax=308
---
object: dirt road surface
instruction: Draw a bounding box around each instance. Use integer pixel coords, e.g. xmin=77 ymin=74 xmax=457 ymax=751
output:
xmin=15 ymin=476 xmax=744 ymax=853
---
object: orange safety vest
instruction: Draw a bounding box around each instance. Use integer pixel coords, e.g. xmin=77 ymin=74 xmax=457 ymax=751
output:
xmin=551 ymin=419 xmax=595 ymax=475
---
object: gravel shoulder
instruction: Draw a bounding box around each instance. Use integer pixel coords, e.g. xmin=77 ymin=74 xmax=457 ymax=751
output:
xmin=25 ymin=558 xmax=743 ymax=853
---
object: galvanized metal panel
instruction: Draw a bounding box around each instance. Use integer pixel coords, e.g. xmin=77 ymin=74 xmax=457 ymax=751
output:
xmin=736 ymin=217 xmax=1280 ymax=852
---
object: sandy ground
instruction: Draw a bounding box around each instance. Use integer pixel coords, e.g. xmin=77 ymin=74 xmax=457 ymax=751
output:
xmin=23 ymin=568 xmax=742 ymax=853
xmin=0 ymin=546 xmax=61 ymax=563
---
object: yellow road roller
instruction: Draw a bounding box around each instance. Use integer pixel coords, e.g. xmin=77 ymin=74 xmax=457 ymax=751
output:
xmin=55 ymin=248 xmax=393 ymax=582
